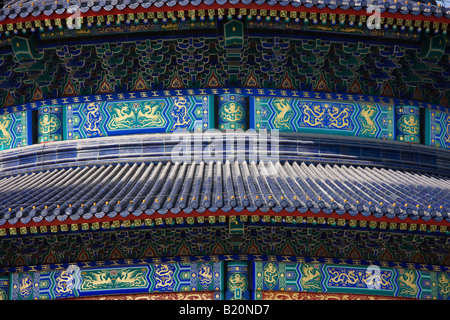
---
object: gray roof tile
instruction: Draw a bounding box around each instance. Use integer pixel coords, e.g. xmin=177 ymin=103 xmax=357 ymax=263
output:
xmin=0 ymin=0 xmax=448 ymax=22
xmin=0 ymin=160 xmax=448 ymax=226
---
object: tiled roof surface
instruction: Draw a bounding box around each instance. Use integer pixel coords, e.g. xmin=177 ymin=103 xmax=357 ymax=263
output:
xmin=0 ymin=0 xmax=449 ymax=21
xmin=0 ymin=160 xmax=448 ymax=227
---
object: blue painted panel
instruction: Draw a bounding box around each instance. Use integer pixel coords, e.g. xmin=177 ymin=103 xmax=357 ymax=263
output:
xmin=251 ymin=96 xmax=395 ymax=141
xmin=64 ymin=95 xmax=213 ymax=140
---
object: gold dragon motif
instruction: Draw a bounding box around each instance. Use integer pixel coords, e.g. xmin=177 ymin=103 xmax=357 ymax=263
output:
xmin=171 ymin=97 xmax=191 ymax=130
xmin=328 ymin=105 xmax=351 ymax=129
xmin=359 ymin=104 xmax=378 ymax=135
xmin=0 ymin=115 xmax=12 ymax=148
xmin=228 ymin=273 xmax=247 ymax=292
xmin=83 ymin=102 xmax=102 ymax=134
xmin=263 ymin=263 xmax=278 ymax=288
xmin=220 ymin=102 xmax=245 ymax=123
xmin=328 ymin=269 xmax=360 ymax=286
xmin=273 ymin=98 xmax=293 ymax=130
xmin=108 ymin=105 xmax=135 ymax=129
xmin=302 ymin=104 xmax=325 ymax=127
xmin=363 ymin=270 xmax=392 ymax=289
xmin=399 ymin=115 xmax=419 ymax=135
xmin=397 ymin=270 xmax=418 ymax=297
xmin=437 ymin=273 xmax=450 ymax=299
xmin=300 ymin=264 xmax=322 ymax=291
xmin=154 ymin=264 xmax=175 ymax=289
xmin=39 ymin=113 xmax=61 ymax=135
xmin=138 ymin=102 xmax=165 ymax=128
xmin=55 ymin=270 xmax=76 ymax=295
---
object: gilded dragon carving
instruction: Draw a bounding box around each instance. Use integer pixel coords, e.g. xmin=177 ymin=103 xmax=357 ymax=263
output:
xmin=39 ymin=113 xmax=61 ymax=134
xmin=0 ymin=115 xmax=12 ymax=149
xmin=397 ymin=269 xmax=418 ymax=297
xmin=300 ymin=264 xmax=322 ymax=291
xmin=108 ymin=101 xmax=165 ymax=130
xmin=171 ymin=97 xmax=191 ymax=131
xmin=220 ymin=102 xmax=245 ymax=123
xmin=83 ymin=102 xmax=103 ymax=135
xmin=302 ymin=104 xmax=326 ymax=128
xmin=55 ymin=270 xmax=76 ymax=295
xmin=263 ymin=263 xmax=278 ymax=288
xmin=437 ymin=273 xmax=450 ymax=299
xmin=154 ymin=264 xmax=175 ymax=290
xmin=398 ymin=115 xmax=419 ymax=135
xmin=328 ymin=269 xmax=360 ymax=286
xmin=359 ymin=104 xmax=378 ymax=135
xmin=273 ymin=98 xmax=293 ymax=130
xmin=328 ymin=105 xmax=350 ymax=129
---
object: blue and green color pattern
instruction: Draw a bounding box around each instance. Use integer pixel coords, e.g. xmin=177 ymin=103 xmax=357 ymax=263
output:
xmin=38 ymin=106 xmax=62 ymax=143
xmin=8 ymin=261 xmax=224 ymax=300
xmin=252 ymin=261 xmax=450 ymax=300
xmin=250 ymin=97 xmax=395 ymax=140
xmin=226 ymin=261 xmax=250 ymax=300
xmin=4 ymin=261 xmax=450 ymax=300
xmin=0 ymin=110 xmax=33 ymax=150
xmin=218 ymin=94 xmax=247 ymax=130
xmin=424 ymin=109 xmax=450 ymax=150
xmin=0 ymin=276 xmax=9 ymax=300
xmin=395 ymin=106 xmax=420 ymax=143
xmin=63 ymin=95 xmax=215 ymax=140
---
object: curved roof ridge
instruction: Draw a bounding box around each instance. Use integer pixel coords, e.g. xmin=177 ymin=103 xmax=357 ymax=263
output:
xmin=0 ymin=0 xmax=448 ymax=22
xmin=0 ymin=160 xmax=447 ymax=230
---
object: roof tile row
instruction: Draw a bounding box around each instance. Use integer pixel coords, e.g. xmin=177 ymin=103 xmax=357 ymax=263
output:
xmin=0 ymin=160 xmax=448 ymax=227
xmin=1 ymin=0 xmax=448 ymax=22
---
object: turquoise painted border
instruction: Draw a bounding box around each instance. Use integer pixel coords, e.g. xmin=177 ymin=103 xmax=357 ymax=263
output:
xmin=249 ymin=96 xmax=255 ymax=130
xmin=252 ymin=96 xmax=395 ymax=140
xmin=8 ymin=261 xmax=226 ymax=300
xmin=208 ymin=95 xmax=215 ymax=130
xmin=424 ymin=108 xmax=432 ymax=146
xmin=62 ymin=104 xmax=68 ymax=141
xmin=3 ymin=88 xmax=448 ymax=115
xmin=252 ymin=262 xmax=447 ymax=300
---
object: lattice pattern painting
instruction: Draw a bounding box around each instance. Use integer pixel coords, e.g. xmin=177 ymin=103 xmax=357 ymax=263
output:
xmin=425 ymin=109 xmax=450 ymax=150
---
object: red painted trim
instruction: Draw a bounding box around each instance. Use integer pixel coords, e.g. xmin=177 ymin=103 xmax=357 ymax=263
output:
xmin=0 ymin=3 xmax=447 ymax=26
xmin=1 ymin=208 xmax=448 ymax=232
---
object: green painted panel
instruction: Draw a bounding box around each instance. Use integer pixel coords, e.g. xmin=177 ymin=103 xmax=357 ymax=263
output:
xmin=395 ymin=105 xmax=420 ymax=143
xmin=0 ymin=110 xmax=33 ymax=150
xmin=38 ymin=106 xmax=63 ymax=143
